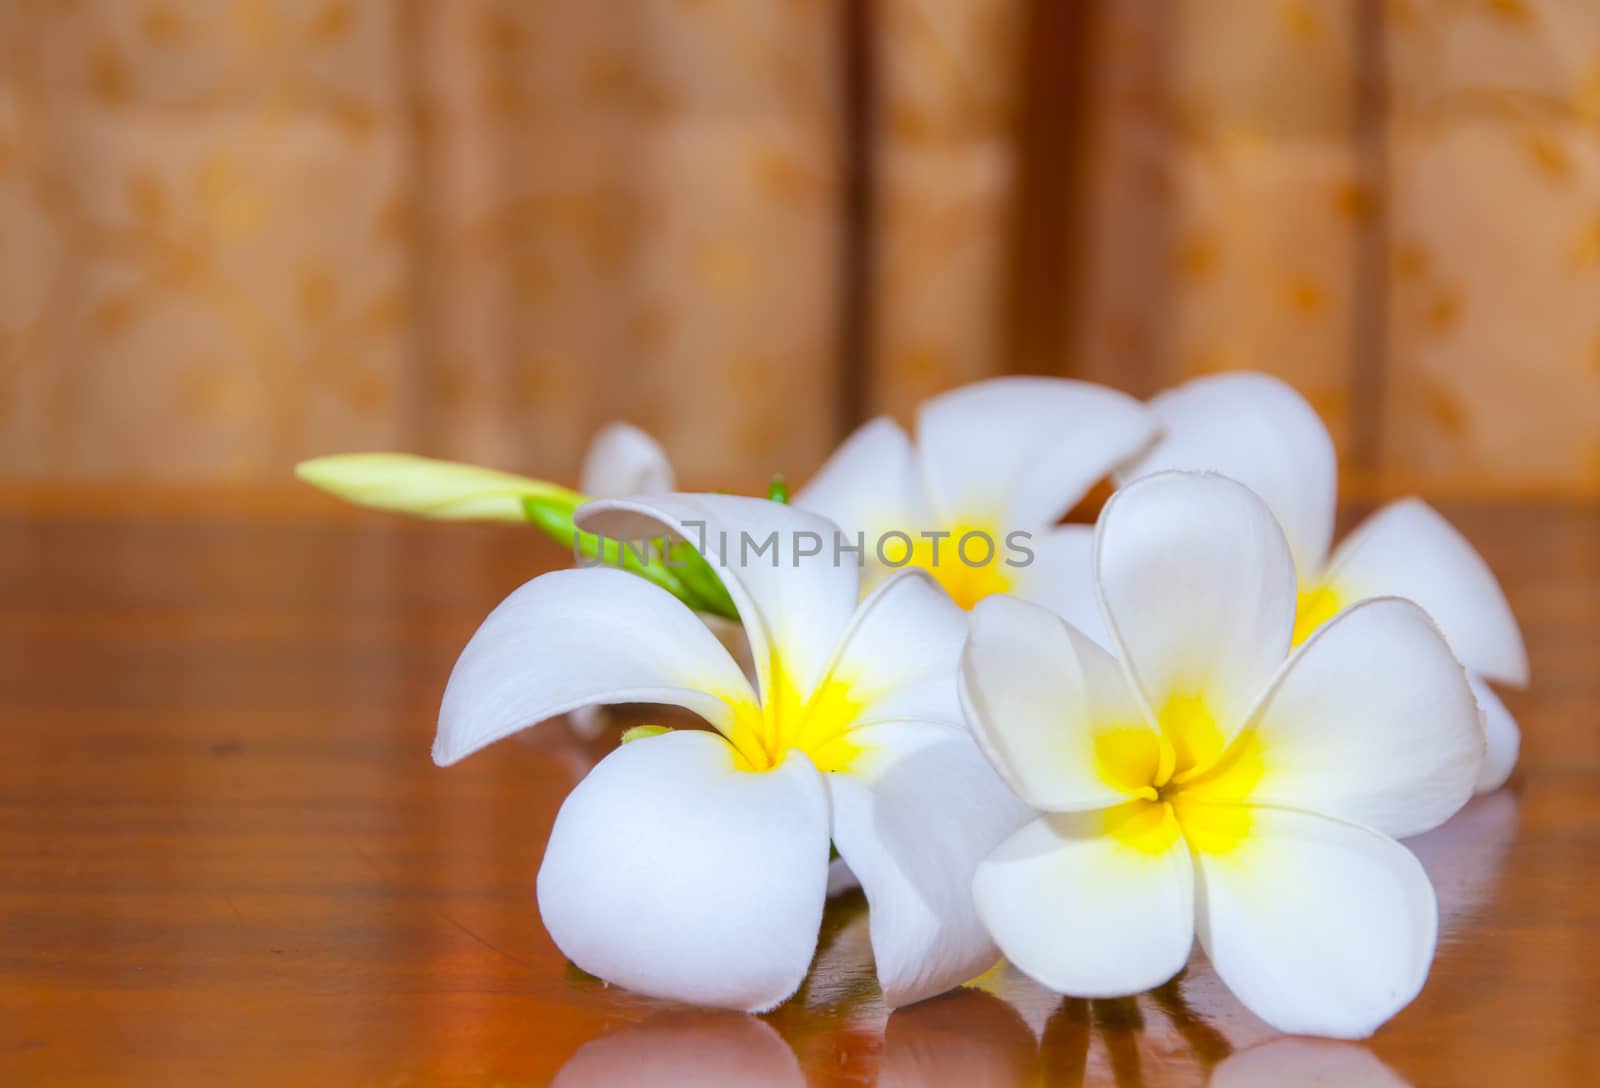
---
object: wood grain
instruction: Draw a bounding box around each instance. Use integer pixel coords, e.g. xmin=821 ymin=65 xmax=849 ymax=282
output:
xmin=1 ymin=491 xmax=1596 ymax=1085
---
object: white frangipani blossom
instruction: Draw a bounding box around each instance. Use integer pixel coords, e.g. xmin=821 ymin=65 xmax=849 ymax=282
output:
xmin=795 ymin=376 xmax=1157 ymax=611
xmin=962 ymin=472 xmax=1483 ymax=1039
xmin=435 ymin=494 xmax=1029 ymax=1011
xmin=1114 ymin=371 xmax=1527 ymax=792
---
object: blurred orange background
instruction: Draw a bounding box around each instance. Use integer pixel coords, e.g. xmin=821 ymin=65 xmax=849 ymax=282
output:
xmin=0 ymin=0 xmax=1595 ymax=494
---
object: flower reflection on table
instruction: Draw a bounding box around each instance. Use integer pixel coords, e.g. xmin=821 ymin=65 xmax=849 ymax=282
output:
xmin=551 ymin=789 xmax=1516 ymax=1087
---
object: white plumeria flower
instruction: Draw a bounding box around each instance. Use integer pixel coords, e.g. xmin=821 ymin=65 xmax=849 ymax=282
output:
xmin=434 ymin=493 xmax=1029 ymax=1011
xmin=1115 ymin=372 xmax=1527 ymax=792
xmin=961 ymin=472 xmax=1483 ymax=1039
xmin=795 ymin=376 xmax=1157 ymax=610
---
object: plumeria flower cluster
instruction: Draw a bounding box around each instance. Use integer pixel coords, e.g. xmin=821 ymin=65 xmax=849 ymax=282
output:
xmin=297 ymin=370 xmax=1523 ymax=1040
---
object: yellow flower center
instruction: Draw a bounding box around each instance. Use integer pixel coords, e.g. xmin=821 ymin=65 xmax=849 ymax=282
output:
xmin=1092 ymin=692 xmax=1267 ymax=855
xmin=724 ymin=655 xmax=864 ymax=774
xmin=886 ymin=521 xmax=1013 ymax=610
xmin=1292 ymin=581 xmax=1342 ymax=646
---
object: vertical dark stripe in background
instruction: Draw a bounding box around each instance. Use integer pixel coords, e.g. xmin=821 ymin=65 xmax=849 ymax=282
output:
xmin=835 ymin=0 xmax=876 ymax=436
xmin=1350 ymin=0 xmax=1390 ymax=476
xmin=1006 ymin=0 xmax=1096 ymax=376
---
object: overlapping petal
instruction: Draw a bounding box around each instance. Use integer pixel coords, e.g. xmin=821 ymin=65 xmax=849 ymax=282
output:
xmin=960 ymin=594 xmax=1147 ymax=812
xmin=827 ymin=720 xmax=1031 ymax=1008
xmin=579 ymin=421 xmax=676 ymax=498
xmin=536 ymin=730 xmax=831 ymax=1012
xmin=820 ymin=570 xmax=968 ymax=728
xmin=1201 ymin=597 xmax=1482 ymax=839
xmin=793 ymin=417 xmax=934 ymax=541
xmin=1193 ymin=805 xmax=1436 ymax=1039
xmin=434 ymin=567 xmax=754 ymax=766
xmin=1095 ymin=472 xmax=1297 ymax=747
xmin=1003 ymin=524 xmax=1110 ymax=647
xmin=577 ymin=494 xmax=861 ymax=705
xmin=918 ymin=377 xmax=1156 ymax=530
xmin=1114 ymin=372 xmax=1338 ymax=573
xmin=1327 ymin=498 xmax=1528 ymax=686
xmin=973 ymin=808 xmax=1195 ymax=997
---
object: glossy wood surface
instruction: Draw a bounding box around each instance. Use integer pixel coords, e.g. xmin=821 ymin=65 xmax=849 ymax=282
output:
xmin=2 ymin=492 xmax=1597 ymax=1086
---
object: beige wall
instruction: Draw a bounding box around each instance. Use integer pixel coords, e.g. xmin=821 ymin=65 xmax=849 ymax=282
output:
xmin=1 ymin=0 xmax=1595 ymax=494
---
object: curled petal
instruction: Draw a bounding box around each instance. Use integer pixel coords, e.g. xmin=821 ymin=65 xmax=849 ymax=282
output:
xmin=961 ymin=594 xmax=1149 ymax=813
xmin=827 ymin=721 xmax=1031 ymax=1008
xmin=1194 ymin=806 xmax=1437 ymax=1040
xmin=917 ymin=376 xmax=1157 ymax=531
xmin=973 ymin=808 xmax=1195 ymax=998
xmin=1205 ymin=597 xmax=1481 ymax=840
xmin=434 ymin=567 xmax=754 ymax=765
xmin=1004 ymin=524 xmax=1111 ymax=648
xmin=794 ymin=416 xmax=934 ymax=540
xmin=822 ymin=570 xmax=968 ymax=729
xmin=1095 ymin=471 xmax=1298 ymax=749
xmin=579 ymin=422 xmax=675 ymax=499
xmin=1114 ymin=371 xmax=1338 ymax=574
xmin=537 ymin=730 xmax=831 ymax=1012
xmin=1327 ymin=498 xmax=1528 ymax=686
xmin=578 ymin=494 xmax=861 ymax=705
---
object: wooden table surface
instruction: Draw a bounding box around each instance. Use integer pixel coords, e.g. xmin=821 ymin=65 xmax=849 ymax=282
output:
xmin=2 ymin=491 xmax=1597 ymax=1086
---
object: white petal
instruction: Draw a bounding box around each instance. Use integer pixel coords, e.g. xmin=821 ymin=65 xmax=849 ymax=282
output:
xmin=916 ymin=377 xmax=1157 ymax=530
xmin=960 ymin=594 xmax=1150 ymax=812
xmin=1095 ymin=471 xmax=1297 ymax=744
xmin=552 ymin=1013 xmax=805 ymax=1088
xmin=1209 ymin=597 xmax=1482 ymax=839
xmin=577 ymin=494 xmax=861 ymax=705
xmin=1327 ymin=498 xmax=1528 ymax=686
xmin=578 ymin=422 xmax=675 ymax=498
xmin=1470 ymin=673 xmax=1520 ymax=793
xmin=434 ymin=568 xmax=754 ymax=766
xmin=1193 ymin=806 xmax=1437 ymax=1039
xmin=973 ymin=808 xmax=1195 ymax=998
xmin=820 ymin=570 xmax=968 ymax=728
xmin=826 ymin=721 xmax=1031 ymax=1008
xmin=1115 ymin=372 xmax=1338 ymax=573
xmin=537 ymin=730 xmax=831 ymax=1012
xmin=1005 ymin=524 xmax=1112 ymax=647
xmin=793 ymin=416 xmax=934 ymax=539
